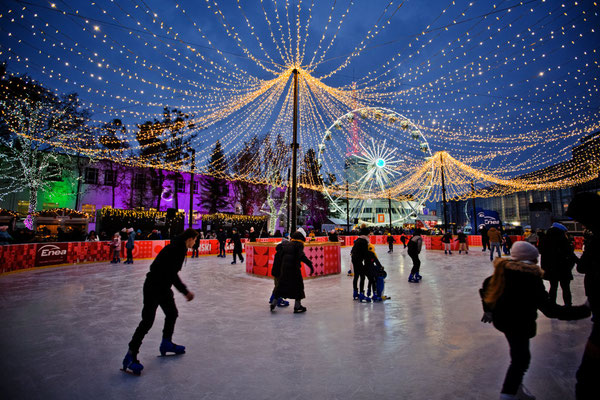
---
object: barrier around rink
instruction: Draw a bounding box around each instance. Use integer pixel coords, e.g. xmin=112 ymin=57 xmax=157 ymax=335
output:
xmin=0 ymin=235 xmax=583 ymax=275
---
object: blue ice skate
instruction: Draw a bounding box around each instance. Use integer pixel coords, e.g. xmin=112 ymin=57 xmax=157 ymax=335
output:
xmin=408 ymin=274 xmax=418 ymax=283
xmin=159 ymin=339 xmax=185 ymax=356
xmin=277 ymin=298 xmax=290 ymax=307
xmin=358 ymin=293 xmax=371 ymax=303
xmin=122 ymin=352 xmax=144 ymax=375
xmin=415 ymin=274 xmax=422 ymax=281
xmin=353 ymin=290 xmax=359 ymax=300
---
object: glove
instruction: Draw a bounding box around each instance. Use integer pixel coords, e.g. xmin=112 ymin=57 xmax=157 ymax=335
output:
xmin=481 ymin=312 xmax=493 ymax=323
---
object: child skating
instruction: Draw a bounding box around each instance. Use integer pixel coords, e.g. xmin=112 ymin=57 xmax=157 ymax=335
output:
xmin=110 ymin=232 xmax=121 ymax=263
xmin=121 ymin=228 xmax=199 ymax=375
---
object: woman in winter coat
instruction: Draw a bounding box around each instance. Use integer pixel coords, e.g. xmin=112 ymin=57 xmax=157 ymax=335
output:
xmin=566 ymin=192 xmax=600 ymax=399
xmin=408 ymin=229 xmax=423 ymax=282
xmin=125 ymin=228 xmax=136 ymax=264
xmin=351 ymin=227 xmax=370 ymax=301
xmin=480 ymin=241 xmax=590 ymax=400
xmin=272 ymin=231 xmax=314 ymax=313
xmin=540 ymin=222 xmax=578 ymax=306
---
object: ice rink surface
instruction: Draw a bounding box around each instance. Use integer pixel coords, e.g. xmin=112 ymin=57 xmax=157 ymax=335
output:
xmin=0 ymin=245 xmax=590 ymax=400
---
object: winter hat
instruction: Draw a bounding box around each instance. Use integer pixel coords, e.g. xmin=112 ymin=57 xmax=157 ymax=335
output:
xmin=296 ymin=227 xmax=307 ymax=238
xmin=566 ymin=192 xmax=600 ymax=228
xmin=551 ymin=222 xmax=568 ymax=232
xmin=359 ymin=227 xmax=370 ymax=236
xmin=291 ymin=231 xmax=306 ymax=241
xmin=510 ymin=241 xmax=539 ymax=262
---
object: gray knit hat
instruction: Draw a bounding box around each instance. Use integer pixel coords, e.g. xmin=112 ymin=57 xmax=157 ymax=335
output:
xmin=510 ymin=241 xmax=539 ymax=262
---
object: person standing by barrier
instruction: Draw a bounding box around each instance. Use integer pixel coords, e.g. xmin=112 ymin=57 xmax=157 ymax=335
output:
xmin=124 ymin=228 xmax=136 ymax=264
xmin=456 ymin=230 xmax=468 ymax=254
xmin=191 ymin=235 xmax=200 ymax=258
xmin=488 ymin=227 xmax=503 ymax=261
xmin=229 ymin=228 xmax=244 ymax=264
xmin=565 ymin=192 xmax=600 ymax=399
xmin=442 ymin=231 xmax=453 ymax=255
xmin=110 ymin=232 xmax=121 ymax=264
xmin=217 ymin=228 xmax=227 ymax=258
xmin=408 ymin=229 xmax=423 ymax=283
xmin=121 ymin=228 xmax=198 ymax=376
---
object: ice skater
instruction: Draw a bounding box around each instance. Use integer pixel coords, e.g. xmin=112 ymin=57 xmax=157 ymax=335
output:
xmin=387 ymin=233 xmax=395 ymax=253
xmin=124 ymin=228 xmax=135 ymax=264
xmin=268 ymin=240 xmax=290 ymax=310
xmin=217 ymin=228 xmax=227 ymax=258
xmin=351 ymin=226 xmax=370 ymax=301
xmin=407 ymin=229 xmax=423 ymax=283
xmin=229 ymin=228 xmax=244 ymax=264
xmin=121 ymin=228 xmax=199 ymax=375
xmin=271 ymin=231 xmax=314 ymax=313
xmin=480 ymin=241 xmax=590 ymax=399
xmin=110 ymin=232 xmax=121 ymax=263
xmin=366 ymin=243 xmax=387 ymax=301
xmin=442 ymin=231 xmax=453 ymax=255
xmin=456 ymin=230 xmax=468 ymax=254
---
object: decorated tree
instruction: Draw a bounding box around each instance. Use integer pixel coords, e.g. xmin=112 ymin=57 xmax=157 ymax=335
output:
xmin=0 ymin=66 xmax=90 ymax=228
xmin=99 ymin=118 xmax=130 ymax=208
xmin=231 ymin=135 xmax=267 ymax=215
xmin=200 ymin=140 xmax=230 ymax=214
xmin=260 ymin=133 xmax=290 ymax=233
xmin=298 ymin=148 xmax=329 ymax=230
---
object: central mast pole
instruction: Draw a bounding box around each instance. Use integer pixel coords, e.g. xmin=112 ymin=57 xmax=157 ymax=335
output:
xmin=291 ymin=69 xmax=299 ymax=233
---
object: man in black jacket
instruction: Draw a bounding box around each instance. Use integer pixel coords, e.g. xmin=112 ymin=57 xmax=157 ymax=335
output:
xmin=229 ymin=228 xmax=244 ymax=264
xmin=122 ymin=228 xmax=198 ymax=375
xmin=217 ymin=228 xmax=227 ymax=258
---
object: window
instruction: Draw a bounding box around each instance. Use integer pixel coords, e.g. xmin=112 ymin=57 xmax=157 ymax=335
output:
xmin=364 ymin=208 xmax=372 ymax=213
xmin=134 ymin=173 xmax=145 ymax=189
xmin=176 ymin=177 xmax=186 ymax=193
xmin=84 ymin=168 xmax=99 ymax=184
xmin=192 ymin=180 xmax=199 ymax=194
xmin=104 ymin=170 xmax=116 ymax=186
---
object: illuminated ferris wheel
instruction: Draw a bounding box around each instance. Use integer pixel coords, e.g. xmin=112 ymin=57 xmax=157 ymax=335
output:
xmin=318 ymin=107 xmax=434 ymax=226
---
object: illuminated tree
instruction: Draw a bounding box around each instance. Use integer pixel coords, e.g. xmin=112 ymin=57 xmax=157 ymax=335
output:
xmin=200 ymin=140 xmax=230 ymax=214
xmin=299 ymin=148 xmax=329 ymax=230
xmin=0 ymin=67 xmax=90 ymax=227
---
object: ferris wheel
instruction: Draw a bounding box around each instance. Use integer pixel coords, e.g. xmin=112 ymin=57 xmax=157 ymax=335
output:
xmin=317 ymin=106 xmax=434 ymax=226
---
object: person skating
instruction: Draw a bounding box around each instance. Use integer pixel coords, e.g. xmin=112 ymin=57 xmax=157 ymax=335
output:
xmin=456 ymin=230 xmax=469 ymax=254
xmin=217 ymin=228 xmax=227 ymax=258
xmin=228 ymin=228 xmax=244 ymax=264
xmin=122 ymin=228 xmax=199 ymax=375
xmin=387 ymin=233 xmax=395 ymax=253
xmin=400 ymin=233 xmax=408 ymax=249
xmin=249 ymin=227 xmax=257 ymax=242
xmin=191 ymin=234 xmax=200 ymax=258
xmin=540 ymin=222 xmax=578 ymax=307
xmin=565 ymin=192 xmax=600 ymax=399
xmin=488 ymin=226 xmax=503 ymax=261
xmin=502 ymin=233 xmax=513 ymax=255
xmin=268 ymin=240 xmax=290 ymax=310
xmin=407 ymin=229 xmax=423 ymax=282
xmin=271 ymin=231 xmax=314 ymax=313
xmin=110 ymin=232 xmax=121 ymax=263
xmin=480 ymin=241 xmax=590 ymax=399
xmin=124 ymin=228 xmax=135 ymax=264
xmin=481 ymin=226 xmax=490 ymax=252
xmin=351 ymin=226 xmax=371 ymax=301
xmin=365 ymin=243 xmax=385 ymax=301
xmin=442 ymin=231 xmax=453 ymax=255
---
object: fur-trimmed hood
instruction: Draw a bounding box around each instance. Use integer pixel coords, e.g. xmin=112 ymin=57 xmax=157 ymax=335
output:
xmin=493 ymin=258 xmax=544 ymax=278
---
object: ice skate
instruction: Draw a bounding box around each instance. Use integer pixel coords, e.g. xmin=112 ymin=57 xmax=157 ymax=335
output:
xmin=269 ymin=299 xmax=277 ymax=312
xmin=159 ymin=339 xmax=186 ymax=356
xmin=293 ymin=305 xmax=307 ymax=313
xmin=121 ymin=351 xmax=144 ymax=376
xmin=353 ymin=290 xmax=359 ymax=300
xmin=347 ymin=269 xmax=353 ymax=276
xmin=516 ymin=384 xmax=535 ymax=400
xmin=358 ymin=293 xmax=371 ymax=303
xmin=408 ymin=274 xmax=417 ymax=283
xmin=415 ymin=274 xmax=422 ymax=281
xmin=277 ymin=298 xmax=289 ymax=307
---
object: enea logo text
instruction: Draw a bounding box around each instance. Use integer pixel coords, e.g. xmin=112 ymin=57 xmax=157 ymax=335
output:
xmin=35 ymin=243 xmax=69 ymax=267
xmin=39 ymin=245 xmax=67 ymax=257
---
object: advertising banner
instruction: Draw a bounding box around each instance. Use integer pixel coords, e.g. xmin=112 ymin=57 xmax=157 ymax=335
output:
xmin=475 ymin=208 xmax=501 ymax=230
xmin=35 ymin=243 xmax=68 ymax=267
